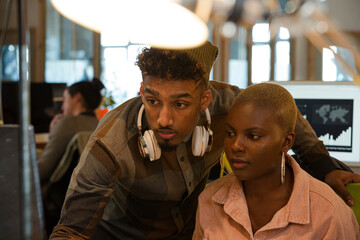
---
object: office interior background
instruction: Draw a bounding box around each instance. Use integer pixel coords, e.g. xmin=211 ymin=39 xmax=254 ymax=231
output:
xmin=0 ymin=0 xmax=358 ymax=99
xmin=0 ymin=0 xmax=360 ymax=238
xmin=1 ymin=1 xmax=360 ymax=157
xmin=0 ymin=0 xmax=360 ymax=152
xmin=1 ymin=0 xmax=360 ymax=163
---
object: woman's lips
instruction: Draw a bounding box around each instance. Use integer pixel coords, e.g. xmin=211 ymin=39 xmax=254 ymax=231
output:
xmin=230 ymin=159 xmax=250 ymax=169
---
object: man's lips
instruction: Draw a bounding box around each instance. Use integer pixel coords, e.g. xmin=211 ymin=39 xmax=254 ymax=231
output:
xmin=157 ymin=130 xmax=176 ymax=140
xmin=230 ymin=159 xmax=250 ymax=169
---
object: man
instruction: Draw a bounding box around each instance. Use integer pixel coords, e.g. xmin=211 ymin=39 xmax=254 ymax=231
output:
xmin=50 ymin=41 xmax=360 ymax=239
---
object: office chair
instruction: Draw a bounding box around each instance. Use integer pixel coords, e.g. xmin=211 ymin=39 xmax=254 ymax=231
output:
xmin=42 ymin=130 xmax=93 ymax=235
xmin=220 ymin=152 xmax=232 ymax=177
xmin=205 ymin=153 xmax=232 ymax=188
xmin=346 ymin=183 xmax=360 ymax=228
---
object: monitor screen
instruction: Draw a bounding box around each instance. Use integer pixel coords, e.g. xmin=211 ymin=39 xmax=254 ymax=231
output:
xmin=274 ymin=81 xmax=360 ymax=166
xmin=1 ymin=81 xmax=67 ymax=133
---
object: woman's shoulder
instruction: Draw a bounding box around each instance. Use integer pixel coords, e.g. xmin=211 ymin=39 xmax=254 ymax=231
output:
xmin=308 ymin=176 xmax=354 ymax=218
xmin=200 ymin=175 xmax=237 ymax=200
xmin=50 ymin=115 xmax=76 ymax=132
xmin=57 ymin=114 xmax=97 ymax=127
xmin=56 ymin=114 xmax=80 ymax=124
xmin=290 ymin=156 xmax=349 ymax=211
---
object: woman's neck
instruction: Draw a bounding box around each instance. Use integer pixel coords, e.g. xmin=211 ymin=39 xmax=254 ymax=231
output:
xmin=72 ymin=105 xmax=89 ymax=116
xmin=243 ymin=166 xmax=293 ymax=199
xmin=243 ymin=165 xmax=294 ymax=234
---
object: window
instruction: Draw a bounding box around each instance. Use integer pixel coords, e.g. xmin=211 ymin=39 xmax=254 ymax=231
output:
xmin=100 ymin=23 xmax=214 ymax=108
xmin=45 ymin=1 xmax=94 ymax=85
xmin=1 ymin=44 xmax=19 ymax=81
xmin=274 ymin=27 xmax=291 ymax=81
xmin=322 ymin=46 xmax=357 ymax=81
xmin=101 ymin=43 xmax=147 ymax=108
xmin=228 ymin=27 xmax=248 ymax=89
xmin=250 ymin=22 xmax=291 ymax=84
xmin=251 ymin=23 xmax=271 ymax=83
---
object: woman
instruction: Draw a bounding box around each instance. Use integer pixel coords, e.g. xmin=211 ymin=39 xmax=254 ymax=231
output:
xmin=37 ymin=77 xmax=105 ymax=183
xmin=193 ymin=83 xmax=359 ymax=239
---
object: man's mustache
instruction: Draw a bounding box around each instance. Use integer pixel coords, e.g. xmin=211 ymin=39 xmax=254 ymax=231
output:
xmin=158 ymin=126 xmax=173 ymax=131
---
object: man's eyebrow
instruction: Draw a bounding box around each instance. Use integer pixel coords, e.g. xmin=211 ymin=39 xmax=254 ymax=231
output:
xmin=144 ymin=88 xmax=159 ymax=96
xmin=225 ymin=123 xmax=234 ymax=131
xmin=172 ymin=93 xmax=192 ymax=99
xmin=144 ymin=88 xmax=192 ymax=99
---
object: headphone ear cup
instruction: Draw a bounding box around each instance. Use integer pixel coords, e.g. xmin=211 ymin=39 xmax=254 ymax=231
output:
xmin=143 ymin=130 xmax=161 ymax=161
xmin=192 ymin=126 xmax=209 ymax=157
xmin=138 ymin=135 xmax=149 ymax=158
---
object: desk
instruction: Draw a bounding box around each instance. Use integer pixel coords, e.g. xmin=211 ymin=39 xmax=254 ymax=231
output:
xmin=35 ymin=133 xmax=49 ymax=159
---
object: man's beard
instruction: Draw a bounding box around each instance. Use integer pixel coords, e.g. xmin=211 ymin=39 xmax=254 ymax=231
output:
xmin=159 ymin=141 xmax=177 ymax=152
xmin=156 ymin=126 xmax=178 ymax=151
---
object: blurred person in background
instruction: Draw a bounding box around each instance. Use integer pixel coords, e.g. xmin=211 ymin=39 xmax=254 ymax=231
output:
xmin=37 ymin=77 xmax=105 ymax=183
xmin=38 ymin=77 xmax=105 ymax=235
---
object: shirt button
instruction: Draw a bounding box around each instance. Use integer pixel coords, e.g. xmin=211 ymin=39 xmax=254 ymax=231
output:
xmin=180 ymin=157 xmax=184 ymax=161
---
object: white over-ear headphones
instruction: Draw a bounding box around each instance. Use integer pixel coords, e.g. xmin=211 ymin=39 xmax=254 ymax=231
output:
xmin=137 ymin=104 xmax=213 ymax=161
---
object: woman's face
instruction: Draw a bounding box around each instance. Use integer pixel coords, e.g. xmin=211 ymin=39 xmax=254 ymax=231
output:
xmin=224 ymin=102 xmax=288 ymax=182
xmin=61 ymin=89 xmax=76 ymax=115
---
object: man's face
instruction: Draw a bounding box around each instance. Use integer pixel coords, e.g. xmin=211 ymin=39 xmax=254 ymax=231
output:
xmin=140 ymin=76 xmax=211 ymax=148
xmin=224 ymin=103 xmax=288 ymax=182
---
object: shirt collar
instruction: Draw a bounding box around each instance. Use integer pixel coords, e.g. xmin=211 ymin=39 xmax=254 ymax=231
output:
xmin=285 ymin=155 xmax=310 ymax=225
xmin=212 ymin=155 xmax=311 ymax=227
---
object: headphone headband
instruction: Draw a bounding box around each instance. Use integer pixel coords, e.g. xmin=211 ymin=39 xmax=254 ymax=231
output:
xmin=205 ymin=108 xmax=211 ymax=126
xmin=137 ymin=104 xmax=145 ymax=131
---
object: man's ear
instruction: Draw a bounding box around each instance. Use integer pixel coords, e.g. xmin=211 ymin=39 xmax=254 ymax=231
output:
xmin=282 ymin=132 xmax=295 ymax=153
xmin=200 ymin=89 xmax=212 ymax=111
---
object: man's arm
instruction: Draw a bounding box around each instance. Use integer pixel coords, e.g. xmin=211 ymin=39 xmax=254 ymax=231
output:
xmin=324 ymin=170 xmax=360 ymax=206
xmin=292 ymin=108 xmax=360 ymax=205
xmin=49 ymin=139 xmax=120 ymax=239
xmin=292 ymin=108 xmax=340 ymax=179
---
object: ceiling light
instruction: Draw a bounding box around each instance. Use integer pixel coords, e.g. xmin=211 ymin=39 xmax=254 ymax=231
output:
xmin=51 ymin=0 xmax=209 ymax=49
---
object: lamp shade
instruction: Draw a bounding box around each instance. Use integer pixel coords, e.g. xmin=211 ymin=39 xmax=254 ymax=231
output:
xmin=51 ymin=0 xmax=209 ymax=49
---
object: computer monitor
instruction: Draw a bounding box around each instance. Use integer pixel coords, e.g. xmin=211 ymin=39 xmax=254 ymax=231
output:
xmin=275 ymin=81 xmax=360 ymax=166
xmin=1 ymin=81 xmax=67 ymax=133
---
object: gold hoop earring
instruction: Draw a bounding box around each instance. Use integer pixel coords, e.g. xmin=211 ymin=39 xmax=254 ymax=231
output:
xmin=281 ymin=152 xmax=286 ymax=184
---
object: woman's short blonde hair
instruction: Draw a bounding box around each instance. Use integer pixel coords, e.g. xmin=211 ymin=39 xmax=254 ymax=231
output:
xmin=234 ymin=82 xmax=297 ymax=133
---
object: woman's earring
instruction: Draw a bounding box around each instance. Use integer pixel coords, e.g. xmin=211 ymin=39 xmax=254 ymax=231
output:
xmin=281 ymin=152 xmax=286 ymax=184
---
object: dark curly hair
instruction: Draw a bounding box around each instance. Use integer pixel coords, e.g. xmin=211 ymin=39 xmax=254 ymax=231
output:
xmin=135 ymin=47 xmax=207 ymax=86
